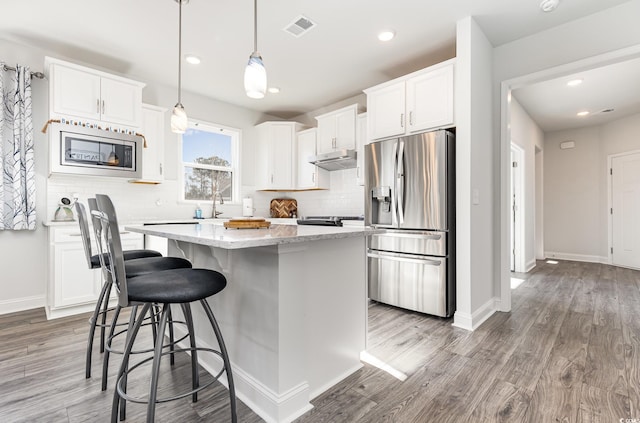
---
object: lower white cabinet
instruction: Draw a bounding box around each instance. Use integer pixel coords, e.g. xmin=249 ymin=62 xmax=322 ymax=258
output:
xmin=46 ymin=225 xmax=144 ymax=319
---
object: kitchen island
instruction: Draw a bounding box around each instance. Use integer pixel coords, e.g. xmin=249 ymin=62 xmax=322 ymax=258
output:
xmin=125 ymin=222 xmax=372 ymax=423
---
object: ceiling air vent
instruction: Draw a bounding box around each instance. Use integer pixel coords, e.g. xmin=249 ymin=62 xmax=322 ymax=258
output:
xmin=284 ymin=15 xmax=316 ymax=38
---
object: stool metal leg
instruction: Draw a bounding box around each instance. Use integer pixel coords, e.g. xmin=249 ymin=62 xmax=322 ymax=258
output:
xmin=86 ymin=277 xmax=111 ymax=379
xmin=100 ymin=281 xmax=114 ymax=353
xmin=200 ymin=299 xmax=237 ymax=423
xmin=181 ymin=303 xmax=199 ymax=403
xmin=146 ymin=303 xmax=170 ymax=423
xmin=119 ymin=305 xmax=140 ymax=422
xmin=111 ymin=303 xmax=151 ymax=423
xmin=102 ymin=304 xmax=122 ymax=391
xmin=168 ymin=307 xmax=176 ymax=366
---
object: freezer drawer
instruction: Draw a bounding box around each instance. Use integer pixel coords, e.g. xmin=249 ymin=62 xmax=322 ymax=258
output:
xmin=369 ymin=230 xmax=446 ymax=256
xmin=367 ymin=250 xmax=447 ymax=317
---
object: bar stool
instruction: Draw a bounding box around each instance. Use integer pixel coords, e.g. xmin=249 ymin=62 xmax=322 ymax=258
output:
xmin=93 ymin=194 xmax=237 ymax=423
xmin=76 ymin=200 xmax=192 ymax=382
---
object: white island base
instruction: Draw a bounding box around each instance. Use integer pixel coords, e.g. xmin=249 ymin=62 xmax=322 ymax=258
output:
xmin=168 ymin=235 xmax=366 ymax=423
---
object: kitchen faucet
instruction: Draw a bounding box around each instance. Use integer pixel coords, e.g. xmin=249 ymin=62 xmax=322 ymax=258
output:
xmin=212 ymin=191 xmax=224 ymax=218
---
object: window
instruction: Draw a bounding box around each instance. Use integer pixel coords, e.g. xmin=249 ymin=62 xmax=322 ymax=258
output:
xmin=180 ymin=121 xmax=240 ymax=203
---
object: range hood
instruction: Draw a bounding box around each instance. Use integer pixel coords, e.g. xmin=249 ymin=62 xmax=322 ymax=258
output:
xmin=308 ymin=149 xmax=357 ymax=171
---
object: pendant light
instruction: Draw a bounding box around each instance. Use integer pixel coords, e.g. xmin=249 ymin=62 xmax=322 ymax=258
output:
xmin=171 ymin=0 xmax=188 ymax=133
xmin=244 ymin=0 xmax=266 ymax=99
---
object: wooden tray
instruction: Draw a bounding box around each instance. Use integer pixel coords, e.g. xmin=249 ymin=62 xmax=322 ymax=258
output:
xmin=223 ymin=219 xmax=271 ymax=229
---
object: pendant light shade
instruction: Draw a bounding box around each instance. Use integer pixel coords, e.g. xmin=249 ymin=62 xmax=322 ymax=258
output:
xmin=171 ymin=103 xmax=188 ymax=133
xmin=171 ymin=0 xmax=188 ymax=134
xmin=244 ymin=0 xmax=266 ymax=99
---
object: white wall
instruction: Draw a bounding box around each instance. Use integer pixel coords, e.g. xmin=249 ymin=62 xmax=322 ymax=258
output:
xmin=544 ymin=126 xmax=602 ymax=261
xmin=543 ymin=112 xmax=640 ymax=262
xmin=493 ymin=0 xmax=640 ymax=311
xmin=510 ymin=97 xmax=544 ymax=270
xmin=454 ymin=17 xmax=496 ymax=330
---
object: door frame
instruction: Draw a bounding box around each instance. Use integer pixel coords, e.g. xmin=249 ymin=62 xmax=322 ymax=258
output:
xmin=608 ymin=149 xmax=640 ymax=266
xmin=499 ymin=44 xmax=640 ymax=313
xmin=511 ymin=143 xmax=525 ymax=273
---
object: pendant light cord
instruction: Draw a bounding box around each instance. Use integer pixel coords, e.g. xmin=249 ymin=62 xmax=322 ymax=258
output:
xmin=253 ymin=0 xmax=258 ymax=53
xmin=177 ymin=0 xmax=183 ymax=104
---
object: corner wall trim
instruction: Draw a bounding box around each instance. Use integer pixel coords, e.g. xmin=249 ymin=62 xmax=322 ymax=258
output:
xmin=452 ymin=297 xmax=499 ymax=331
xmin=0 ymin=295 xmax=45 ymax=315
xmin=544 ymin=251 xmax=608 ymax=264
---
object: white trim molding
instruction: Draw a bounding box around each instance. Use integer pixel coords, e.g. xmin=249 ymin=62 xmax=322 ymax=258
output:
xmin=0 ymin=295 xmax=45 ymax=315
xmin=452 ymin=297 xmax=499 ymax=331
xmin=544 ymin=251 xmax=608 ymax=264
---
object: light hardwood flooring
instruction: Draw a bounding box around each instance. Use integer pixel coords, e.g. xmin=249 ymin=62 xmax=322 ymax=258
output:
xmin=1 ymin=259 xmax=639 ymax=422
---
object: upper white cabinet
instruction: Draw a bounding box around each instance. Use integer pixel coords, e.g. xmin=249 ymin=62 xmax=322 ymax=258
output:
xmin=256 ymin=121 xmax=305 ymax=190
xmin=315 ymin=104 xmax=358 ymax=154
xmin=365 ymin=59 xmax=454 ymax=141
xmin=47 ymin=57 xmax=145 ymax=129
xmin=139 ymin=104 xmax=167 ymax=182
xmin=297 ymin=128 xmax=329 ymax=190
xmin=356 ymin=113 xmax=367 ymax=186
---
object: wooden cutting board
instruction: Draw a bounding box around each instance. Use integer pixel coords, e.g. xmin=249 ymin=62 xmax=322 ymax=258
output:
xmin=270 ymin=198 xmax=297 ymax=218
xmin=223 ymin=218 xmax=271 ymax=229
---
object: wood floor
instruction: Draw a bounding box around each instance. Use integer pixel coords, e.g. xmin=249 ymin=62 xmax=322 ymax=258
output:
xmin=1 ymin=259 xmax=639 ymax=422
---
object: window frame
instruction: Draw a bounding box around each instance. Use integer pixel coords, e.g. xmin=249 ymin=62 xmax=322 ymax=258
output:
xmin=179 ymin=119 xmax=241 ymax=205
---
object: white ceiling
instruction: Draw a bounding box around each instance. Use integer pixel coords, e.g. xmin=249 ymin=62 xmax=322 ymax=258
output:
xmin=0 ymin=0 xmax=633 ymax=118
xmin=513 ymin=57 xmax=640 ymax=133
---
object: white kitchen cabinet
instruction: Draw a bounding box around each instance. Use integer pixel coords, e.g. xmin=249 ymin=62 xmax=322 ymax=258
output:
xmin=315 ymin=104 xmax=358 ymax=154
xmin=47 ymin=57 xmax=145 ymax=129
xmin=365 ymin=59 xmax=454 ymax=141
xmin=297 ymin=128 xmax=329 ymax=190
xmin=256 ymin=121 xmax=305 ymax=190
xmin=46 ymin=225 xmax=144 ymax=319
xmin=139 ymin=104 xmax=167 ymax=182
xmin=356 ymin=113 xmax=367 ymax=186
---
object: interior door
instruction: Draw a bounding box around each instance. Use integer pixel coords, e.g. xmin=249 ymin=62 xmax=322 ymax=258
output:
xmin=611 ymin=153 xmax=640 ymax=268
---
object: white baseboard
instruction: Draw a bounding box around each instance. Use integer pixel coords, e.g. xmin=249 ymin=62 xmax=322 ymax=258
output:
xmin=452 ymin=297 xmax=498 ymax=331
xmin=0 ymin=295 xmax=45 ymax=315
xmin=172 ymin=325 xmax=313 ymax=423
xmin=525 ymin=259 xmax=537 ymax=272
xmin=544 ymin=251 xmax=608 ymax=264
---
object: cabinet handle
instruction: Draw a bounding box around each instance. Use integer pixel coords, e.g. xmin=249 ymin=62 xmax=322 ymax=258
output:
xmin=159 ymin=163 xmax=163 ymax=175
xmin=312 ymin=172 xmax=315 ymax=183
xmin=101 ymin=100 xmax=105 ymax=114
xmin=271 ymin=174 xmax=274 ymax=184
xmin=332 ymin=138 xmax=336 ymax=149
xmin=357 ymin=166 xmax=360 ymax=178
xmin=96 ymin=99 xmax=100 ymax=113
xmin=409 ymin=111 xmax=413 ymax=126
xmin=400 ymin=113 xmax=404 ymax=128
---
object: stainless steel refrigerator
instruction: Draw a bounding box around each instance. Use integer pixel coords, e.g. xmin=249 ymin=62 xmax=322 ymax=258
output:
xmin=365 ymin=130 xmax=455 ymax=317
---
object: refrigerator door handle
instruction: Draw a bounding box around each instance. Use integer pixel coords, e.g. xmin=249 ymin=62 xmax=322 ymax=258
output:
xmin=367 ymin=250 xmax=443 ymax=266
xmin=396 ymin=139 xmax=405 ymax=225
xmin=391 ymin=140 xmax=398 ymax=226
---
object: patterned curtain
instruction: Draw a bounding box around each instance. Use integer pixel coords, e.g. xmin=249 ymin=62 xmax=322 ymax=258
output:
xmin=0 ymin=63 xmax=36 ymax=230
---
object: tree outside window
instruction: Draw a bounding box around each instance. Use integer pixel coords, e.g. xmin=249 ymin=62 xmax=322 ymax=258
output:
xmin=181 ymin=122 xmax=239 ymax=203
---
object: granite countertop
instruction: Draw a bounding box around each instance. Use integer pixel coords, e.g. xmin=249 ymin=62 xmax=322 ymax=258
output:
xmin=125 ymin=222 xmax=377 ymax=250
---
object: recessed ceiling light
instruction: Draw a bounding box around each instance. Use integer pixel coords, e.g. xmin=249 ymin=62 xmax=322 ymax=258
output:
xmin=539 ymin=0 xmax=560 ymax=12
xmin=577 ymin=111 xmax=590 ymax=117
xmin=185 ymin=55 xmax=201 ymax=65
xmin=567 ymin=79 xmax=583 ymax=87
xmin=378 ymin=30 xmax=396 ymax=42
xmin=268 ymin=87 xmax=280 ymax=94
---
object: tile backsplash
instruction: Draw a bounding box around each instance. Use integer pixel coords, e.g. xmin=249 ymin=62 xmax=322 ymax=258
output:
xmin=47 ymin=168 xmax=364 ymax=223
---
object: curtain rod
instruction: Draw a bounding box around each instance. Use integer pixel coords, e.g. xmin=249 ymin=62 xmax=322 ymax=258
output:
xmin=2 ymin=64 xmax=45 ymax=79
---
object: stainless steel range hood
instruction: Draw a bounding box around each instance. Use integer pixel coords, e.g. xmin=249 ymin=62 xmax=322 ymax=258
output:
xmin=308 ymin=149 xmax=357 ymax=171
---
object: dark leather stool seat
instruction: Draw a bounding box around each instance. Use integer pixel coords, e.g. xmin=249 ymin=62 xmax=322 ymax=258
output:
xmin=93 ymin=194 xmax=237 ymax=423
xmin=90 ymin=250 xmax=162 ymax=268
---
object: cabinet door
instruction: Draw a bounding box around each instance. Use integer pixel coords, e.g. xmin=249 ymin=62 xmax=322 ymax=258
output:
xmin=316 ymin=114 xmax=335 ymax=154
xmin=141 ymin=105 xmax=166 ymax=181
xmin=297 ymin=129 xmax=329 ymax=190
xmin=356 ymin=113 xmax=367 ymax=186
xmin=52 ymin=64 xmax=101 ymax=121
xmin=406 ymin=64 xmax=454 ymax=133
xmin=271 ymin=123 xmax=296 ymax=190
xmin=334 ymin=107 xmax=356 ymax=150
xmin=53 ymin=242 xmax=99 ymax=308
xmin=100 ymin=77 xmax=142 ymax=127
xmin=367 ymin=82 xmax=405 ymax=140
